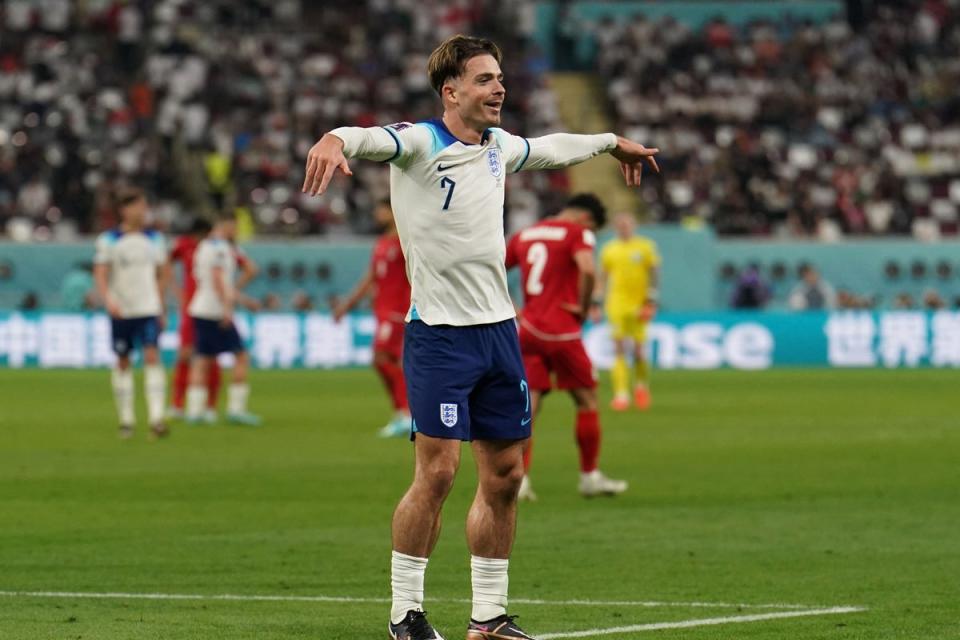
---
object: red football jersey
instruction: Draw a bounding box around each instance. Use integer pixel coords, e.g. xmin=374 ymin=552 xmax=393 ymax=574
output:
xmin=170 ymin=235 xmax=200 ymax=303
xmin=171 ymin=235 xmax=250 ymax=305
xmin=506 ymin=219 xmax=596 ymax=338
xmin=371 ymin=233 xmax=411 ymax=321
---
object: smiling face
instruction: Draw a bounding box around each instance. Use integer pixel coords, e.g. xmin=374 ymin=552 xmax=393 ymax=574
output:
xmin=443 ymin=54 xmax=505 ymax=129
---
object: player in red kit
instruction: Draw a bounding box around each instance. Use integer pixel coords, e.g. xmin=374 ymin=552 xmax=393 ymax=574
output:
xmin=168 ymin=218 xmax=258 ymax=422
xmin=506 ymin=194 xmax=628 ymax=500
xmin=334 ymin=200 xmax=413 ymax=438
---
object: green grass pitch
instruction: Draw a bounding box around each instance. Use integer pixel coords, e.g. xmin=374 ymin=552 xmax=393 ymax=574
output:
xmin=0 ymin=368 xmax=957 ymax=639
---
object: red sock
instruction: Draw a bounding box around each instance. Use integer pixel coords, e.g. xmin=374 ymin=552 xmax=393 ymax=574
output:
xmin=523 ymin=436 xmax=533 ymax=473
xmin=206 ymin=360 xmax=221 ymax=409
xmin=576 ymin=409 xmax=601 ymax=473
xmin=172 ymin=357 xmax=190 ymax=409
xmin=375 ymin=358 xmax=408 ymax=411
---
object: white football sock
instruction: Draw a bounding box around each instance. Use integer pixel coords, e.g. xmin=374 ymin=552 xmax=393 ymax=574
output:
xmin=471 ymin=556 xmax=509 ymax=622
xmin=144 ymin=365 xmax=166 ymax=424
xmin=186 ymin=385 xmax=206 ymax=420
xmin=391 ymin=550 xmax=428 ymax=624
xmin=111 ymin=367 xmax=135 ymax=426
xmin=227 ymin=383 xmax=249 ymax=415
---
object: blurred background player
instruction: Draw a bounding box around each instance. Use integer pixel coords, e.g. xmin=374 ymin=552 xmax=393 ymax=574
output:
xmin=169 ymin=218 xmax=259 ymax=423
xmin=597 ymin=213 xmax=661 ymax=411
xmin=333 ymin=200 xmax=412 ymax=438
xmin=93 ymin=188 xmax=170 ymax=439
xmin=186 ymin=215 xmax=261 ymax=426
xmin=506 ymin=194 xmax=628 ymax=500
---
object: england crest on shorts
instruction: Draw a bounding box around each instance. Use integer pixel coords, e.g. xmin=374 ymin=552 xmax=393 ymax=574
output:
xmin=440 ymin=403 xmax=458 ymax=428
xmin=487 ymin=148 xmax=502 ymax=178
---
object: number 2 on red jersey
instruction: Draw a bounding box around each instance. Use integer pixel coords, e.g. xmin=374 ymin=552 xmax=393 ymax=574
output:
xmin=525 ymin=242 xmax=548 ymax=295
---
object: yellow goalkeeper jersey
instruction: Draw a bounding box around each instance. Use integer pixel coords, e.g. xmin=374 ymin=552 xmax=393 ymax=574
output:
xmin=600 ymin=235 xmax=661 ymax=312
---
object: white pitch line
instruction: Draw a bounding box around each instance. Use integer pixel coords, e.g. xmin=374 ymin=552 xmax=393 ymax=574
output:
xmin=0 ymin=590 xmax=826 ymax=610
xmin=538 ymin=606 xmax=868 ymax=639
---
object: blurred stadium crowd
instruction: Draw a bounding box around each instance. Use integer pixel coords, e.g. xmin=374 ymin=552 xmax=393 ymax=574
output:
xmin=597 ymin=0 xmax=960 ymax=237
xmin=0 ymin=0 xmax=557 ymax=240
xmin=0 ymin=0 xmax=958 ymax=243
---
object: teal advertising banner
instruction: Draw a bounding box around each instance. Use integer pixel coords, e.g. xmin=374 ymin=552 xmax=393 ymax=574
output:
xmin=1 ymin=312 xmax=958 ymax=370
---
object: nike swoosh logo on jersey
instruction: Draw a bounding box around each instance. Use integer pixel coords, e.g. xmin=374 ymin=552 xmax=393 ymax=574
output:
xmin=437 ymin=163 xmax=454 ymax=172
xmin=521 ymin=417 xmax=532 ymax=426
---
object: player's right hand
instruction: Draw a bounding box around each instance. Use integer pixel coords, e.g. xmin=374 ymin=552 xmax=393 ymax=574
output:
xmin=302 ymin=133 xmax=353 ymax=196
xmin=332 ymin=306 xmax=347 ymax=323
xmin=611 ymin=136 xmax=660 ymax=187
xmin=106 ymin=298 xmax=122 ymax=318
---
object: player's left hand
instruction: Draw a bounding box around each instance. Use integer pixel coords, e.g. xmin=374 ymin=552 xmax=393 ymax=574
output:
xmin=611 ymin=136 xmax=660 ymax=187
xmin=560 ymin=302 xmax=588 ymax=324
xmin=638 ymin=301 xmax=658 ymax=322
xmin=302 ymin=133 xmax=354 ymax=196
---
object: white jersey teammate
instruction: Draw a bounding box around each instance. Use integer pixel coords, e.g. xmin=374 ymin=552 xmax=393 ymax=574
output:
xmin=185 ymin=215 xmax=261 ymax=426
xmin=93 ymin=188 xmax=170 ymax=440
xmin=303 ymin=35 xmax=659 ymax=640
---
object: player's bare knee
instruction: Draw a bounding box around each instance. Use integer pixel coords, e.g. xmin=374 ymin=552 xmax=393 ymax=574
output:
xmin=416 ymin=463 xmax=457 ymax=504
xmin=116 ymin=357 xmax=131 ymax=371
xmin=481 ymin=459 xmax=524 ymax=502
xmin=143 ymin=349 xmax=160 ymax=366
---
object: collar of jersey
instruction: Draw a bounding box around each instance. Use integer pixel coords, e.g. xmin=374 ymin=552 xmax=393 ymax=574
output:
xmin=421 ymin=118 xmax=492 ymax=148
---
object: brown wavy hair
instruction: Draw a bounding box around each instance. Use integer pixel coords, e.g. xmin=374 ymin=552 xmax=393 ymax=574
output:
xmin=427 ymin=34 xmax=503 ymax=96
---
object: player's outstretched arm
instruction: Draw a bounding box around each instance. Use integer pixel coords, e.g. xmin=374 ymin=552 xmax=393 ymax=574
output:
xmin=510 ymin=132 xmax=659 ymax=187
xmin=303 ymin=123 xmax=428 ymax=196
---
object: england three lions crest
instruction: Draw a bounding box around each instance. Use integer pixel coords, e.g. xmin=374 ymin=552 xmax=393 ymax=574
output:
xmin=440 ymin=403 xmax=458 ymax=428
xmin=487 ymin=148 xmax=502 ymax=178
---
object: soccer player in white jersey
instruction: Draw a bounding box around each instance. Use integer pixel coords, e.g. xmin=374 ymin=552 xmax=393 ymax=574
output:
xmin=93 ymin=188 xmax=170 ymax=440
xmin=185 ymin=214 xmax=261 ymax=426
xmin=302 ymin=35 xmax=659 ymax=640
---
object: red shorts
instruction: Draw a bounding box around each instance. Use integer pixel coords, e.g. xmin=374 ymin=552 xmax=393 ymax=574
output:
xmin=179 ymin=314 xmax=196 ymax=349
xmin=519 ymin=325 xmax=596 ymax=392
xmin=374 ymin=317 xmax=405 ymax=360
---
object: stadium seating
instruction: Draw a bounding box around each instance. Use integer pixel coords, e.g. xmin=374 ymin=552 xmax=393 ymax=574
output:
xmin=0 ymin=0 xmax=560 ymax=238
xmin=588 ymin=0 xmax=960 ymax=238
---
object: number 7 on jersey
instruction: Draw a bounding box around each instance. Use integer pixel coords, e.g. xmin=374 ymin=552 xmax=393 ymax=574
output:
xmin=440 ymin=176 xmax=456 ymax=211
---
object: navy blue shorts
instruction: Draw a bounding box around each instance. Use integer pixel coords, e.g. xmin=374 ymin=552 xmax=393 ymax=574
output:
xmin=111 ymin=316 xmax=161 ymax=357
xmin=193 ymin=317 xmax=244 ymax=356
xmin=403 ymin=319 xmax=532 ymax=442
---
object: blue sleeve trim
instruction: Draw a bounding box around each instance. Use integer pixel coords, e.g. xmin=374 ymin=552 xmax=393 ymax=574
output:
xmin=382 ymin=126 xmax=402 ymax=163
xmin=515 ymin=138 xmax=531 ymax=172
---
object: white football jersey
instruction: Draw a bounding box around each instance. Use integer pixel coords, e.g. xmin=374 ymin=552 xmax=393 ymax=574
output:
xmin=332 ymin=119 xmax=616 ymax=326
xmin=93 ymin=228 xmax=165 ymax=318
xmin=189 ymin=238 xmax=235 ymax=320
